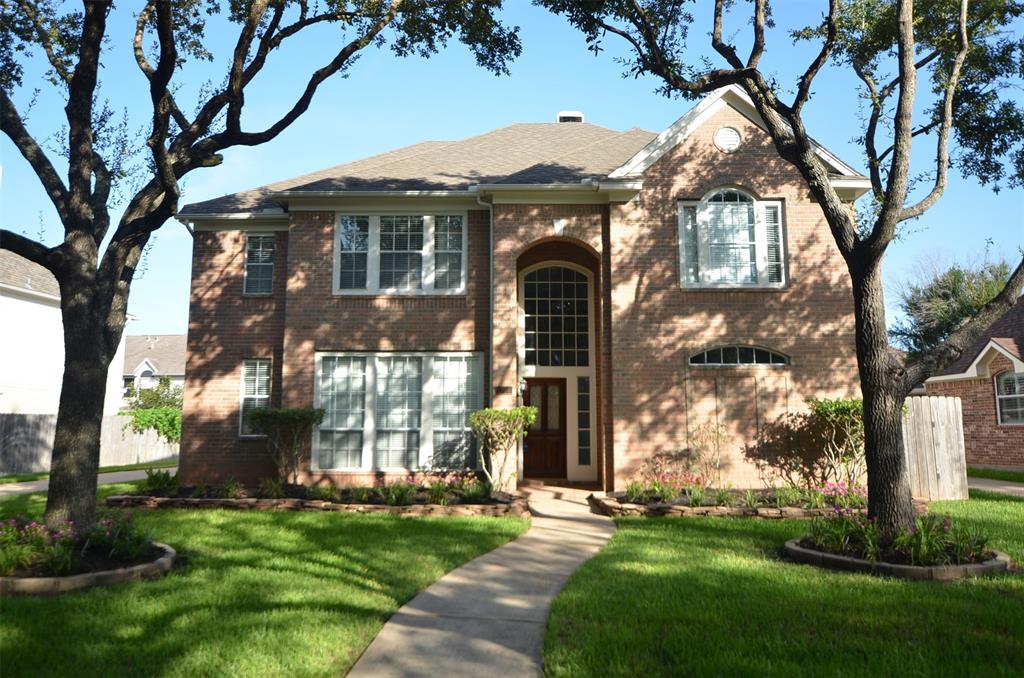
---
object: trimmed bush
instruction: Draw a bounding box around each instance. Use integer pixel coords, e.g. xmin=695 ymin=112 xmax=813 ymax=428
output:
xmin=469 ymin=407 xmax=538 ymax=495
xmin=247 ymin=407 xmax=325 ymax=484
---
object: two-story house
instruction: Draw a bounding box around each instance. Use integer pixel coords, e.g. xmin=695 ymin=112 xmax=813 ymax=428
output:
xmin=176 ymin=85 xmax=870 ymax=490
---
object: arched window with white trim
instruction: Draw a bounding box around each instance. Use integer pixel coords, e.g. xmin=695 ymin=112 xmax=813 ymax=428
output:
xmin=678 ymin=188 xmax=785 ymax=287
xmin=689 ymin=345 xmax=789 ymax=366
xmin=995 ymin=371 xmax=1024 ymax=425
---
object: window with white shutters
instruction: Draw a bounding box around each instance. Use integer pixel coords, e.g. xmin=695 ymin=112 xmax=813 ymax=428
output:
xmin=240 ymin=359 xmax=271 ymax=436
xmin=678 ymin=189 xmax=785 ymax=288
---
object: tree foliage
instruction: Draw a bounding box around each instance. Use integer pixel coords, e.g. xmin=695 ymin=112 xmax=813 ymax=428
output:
xmin=247 ymin=407 xmax=326 ymax=485
xmin=124 ymin=407 xmax=182 ymax=444
xmin=123 ymin=375 xmax=184 ymax=410
xmin=892 ymin=259 xmax=1011 ymax=358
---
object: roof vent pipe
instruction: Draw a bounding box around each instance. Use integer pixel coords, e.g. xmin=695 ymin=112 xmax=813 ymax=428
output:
xmin=556 ymin=111 xmax=584 ymax=123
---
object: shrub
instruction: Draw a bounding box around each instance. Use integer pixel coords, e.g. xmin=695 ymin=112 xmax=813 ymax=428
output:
xmin=458 ymin=477 xmax=491 ymax=503
xmin=469 ymin=407 xmax=538 ymax=495
xmin=258 ymin=477 xmax=283 ymax=499
xmin=0 ymin=513 xmax=151 ymax=576
xmin=124 ymin=407 xmax=182 ymax=444
xmin=807 ymin=513 xmax=991 ymax=566
xmin=687 ymin=423 xmax=729 ymax=489
xmin=142 ymin=468 xmax=178 ymax=493
xmin=308 ymin=484 xmax=338 ymax=502
xmin=744 ymin=397 xmax=866 ymax=491
xmin=687 ymin=484 xmax=705 ymax=507
xmin=774 ymin=486 xmax=801 ymax=509
xmin=222 ymin=478 xmax=245 ymax=499
xmin=384 ymin=481 xmax=415 ymax=506
xmin=246 ymin=407 xmax=326 ymax=484
xmin=350 ymin=486 xmax=374 ymax=503
xmin=715 ymin=486 xmax=734 ymax=507
xmin=123 ymin=375 xmax=183 ymax=410
xmin=625 ymin=481 xmax=650 ymax=504
xmin=633 ymin=452 xmax=701 ymax=502
xmin=427 ymin=481 xmax=452 ymax=505
xmin=741 ymin=489 xmax=761 ymax=509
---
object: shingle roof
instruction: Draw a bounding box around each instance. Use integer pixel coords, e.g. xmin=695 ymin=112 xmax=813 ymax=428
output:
xmin=178 ymin=123 xmax=657 ymax=216
xmin=935 ymin=298 xmax=1024 ymax=375
xmin=0 ymin=249 xmax=59 ymax=298
xmin=124 ymin=335 xmax=187 ymax=377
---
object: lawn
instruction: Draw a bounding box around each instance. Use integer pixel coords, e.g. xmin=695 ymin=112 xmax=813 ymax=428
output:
xmin=0 ymin=484 xmax=528 ymax=677
xmin=967 ymin=467 xmax=1024 ymax=484
xmin=544 ymin=490 xmax=1024 ymax=677
xmin=0 ymin=459 xmax=179 ymax=485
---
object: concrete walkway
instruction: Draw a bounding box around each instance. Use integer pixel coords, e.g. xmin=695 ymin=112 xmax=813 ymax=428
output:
xmin=968 ymin=476 xmax=1024 ymax=498
xmin=348 ymin=485 xmax=615 ymax=678
xmin=0 ymin=468 xmax=169 ymax=498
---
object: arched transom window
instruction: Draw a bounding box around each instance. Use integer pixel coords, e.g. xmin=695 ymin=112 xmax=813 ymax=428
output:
xmin=678 ymin=189 xmax=784 ymax=287
xmin=996 ymin=372 xmax=1024 ymax=424
xmin=523 ymin=266 xmax=589 ymax=367
xmin=689 ymin=346 xmax=789 ymax=366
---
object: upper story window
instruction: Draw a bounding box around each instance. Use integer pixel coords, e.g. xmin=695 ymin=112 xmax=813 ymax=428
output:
xmin=690 ymin=345 xmax=789 ymax=366
xmin=334 ymin=214 xmax=467 ymax=294
xmin=996 ymin=372 xmax=1024 ymax=425
xmin=244 ymin=233 xmax=275 ymax=294
xmin=523 ymin=266 xmax=590 ymax=367
xmin=678 ymin=189 xmax=784 ymax=288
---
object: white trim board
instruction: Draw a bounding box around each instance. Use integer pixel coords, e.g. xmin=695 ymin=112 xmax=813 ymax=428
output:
xmin=925 ymin=341 xmax=1024 ymax=383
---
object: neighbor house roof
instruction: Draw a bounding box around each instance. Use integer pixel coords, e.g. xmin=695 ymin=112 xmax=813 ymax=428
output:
xmin=933 ymin=298 xmax=1024 ymax=377
xmin=0 ymin=249 xmax=59 ymax=298
xmin=124 ymin=335 xmax=187 ymax=377
xmin=178 ymin=124 xmax=658 ymax=216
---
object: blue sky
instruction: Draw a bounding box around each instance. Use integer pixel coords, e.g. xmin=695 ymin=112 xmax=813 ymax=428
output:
xmin=2 ymin=1 xmax=1021 ymax=337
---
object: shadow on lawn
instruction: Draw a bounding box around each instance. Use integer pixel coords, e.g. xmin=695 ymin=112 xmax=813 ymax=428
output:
xmin=1 ymin=508 xmax=527 ymax=677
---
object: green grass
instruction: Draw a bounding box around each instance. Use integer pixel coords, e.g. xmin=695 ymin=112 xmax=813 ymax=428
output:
xmin=544 ymin=490 xmax=1024 ymax=677
xmin=0 ymin=459 xmax=178 ymax=485
xmin=968 ymin=467 xmax=1024 ymax=484
xmin=0 ymin=484 xmax=528 ymax=677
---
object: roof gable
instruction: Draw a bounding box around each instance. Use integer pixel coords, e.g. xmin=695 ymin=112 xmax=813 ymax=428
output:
xmin=931 ymin=298 xmax=1024 ymax=379
xmin=124 ymin=335 xmax=187 ymax=376
xmin=608 ymin=85 xmax=865 ymax=181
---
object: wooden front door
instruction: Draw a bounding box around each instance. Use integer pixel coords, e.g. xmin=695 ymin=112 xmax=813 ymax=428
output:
xmin=523 ymin=378 xmax=567 ymax=478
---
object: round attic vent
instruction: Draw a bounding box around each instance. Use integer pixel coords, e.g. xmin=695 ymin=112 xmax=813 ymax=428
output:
xmin=714 ymin=126 xmax=742 ymax=153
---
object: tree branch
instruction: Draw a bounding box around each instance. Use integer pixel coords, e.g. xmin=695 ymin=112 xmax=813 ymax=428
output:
xmin=898 ymin=0 xmax=971 ymax=221
xmin=133 ymin=1 xmax=190 ymax=131
xmin=748 ymin=0 xmax=766 ymax=68
xmin=0 ymin=230 xmax=58 ymax=271
xmin=0 ymin=89 xmax=71 ymax=225
xmin=792 ymin=0 xmax=837 ymax=114
xmin=712 ymin=0 xmax=744 ymax=69
xmin=903 ymin=255 xmax=1024 ymax=391
xmin=18 ymin=0 xmax=71 ymax=84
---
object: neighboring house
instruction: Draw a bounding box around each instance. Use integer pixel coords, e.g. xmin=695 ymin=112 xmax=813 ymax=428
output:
xmin=123 ymin=335 xmax=187 ymax=397
xmin=175 ymin=85 xmax=871 ymax=489
xmin=926 ymin=298 xmax=1024 ymax=469
xmin=0 ymin=250 xmax=125 ymax=416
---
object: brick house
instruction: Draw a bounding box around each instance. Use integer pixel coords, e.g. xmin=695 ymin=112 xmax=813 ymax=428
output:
xmin=925 ymin=299 xmax=1024 ymax=469
xmin=175 ymin=85 xmax=871 ymax=490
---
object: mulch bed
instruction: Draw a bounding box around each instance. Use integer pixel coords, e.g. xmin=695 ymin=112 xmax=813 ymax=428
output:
xmin=106 ymin=494 xmax=530 ymax=518
xmin=589 ymin=494 xmax=928 ymax=519
xmin=0 ymin=542 xmax=176 ymax=596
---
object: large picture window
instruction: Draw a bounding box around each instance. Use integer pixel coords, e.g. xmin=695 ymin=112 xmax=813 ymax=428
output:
xmin=678 ymin=189 xmax=785 ymax=288
xmin=996 ymin=372 xmax=1024 ymax=425
xmin=523 ymin=266 xmax=590 ymax=367
xmin=333 ymin=214 xmax=467 ymax=294
xmin=313 ymin=353 xmax=482 ymax=470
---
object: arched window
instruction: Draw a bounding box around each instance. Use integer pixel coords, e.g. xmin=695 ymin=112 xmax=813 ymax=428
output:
xmin=523 ymin=266 xmax=589 ymax=367
xmin=678 ymin=188 xmax=784 ymax=287
xmin=995 ymin=372 xmax=1024 ymax=425
xmin=689 ymin=346 xmax=789 ymax=366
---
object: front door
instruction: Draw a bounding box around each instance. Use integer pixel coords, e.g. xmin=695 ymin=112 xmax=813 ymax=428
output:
xmin=523 ymin=378 xmax=567 ymax=478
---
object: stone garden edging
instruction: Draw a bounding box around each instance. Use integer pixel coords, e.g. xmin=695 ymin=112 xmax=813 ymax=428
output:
xmin=106 ymin=494 xmax=530 ymax=518
xmin=588 ymin=494 xmax=928 ymax=519
xmin=783 ymin=538 xmax=1013 ymax=581
xmin=0 ymin=542 xmax=176 ymax=597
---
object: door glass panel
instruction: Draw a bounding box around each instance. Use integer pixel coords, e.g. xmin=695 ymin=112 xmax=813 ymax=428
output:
xmin=547 ymin=384 xmax=561 ymax=430
xmin=528 ymin=385 xmax=542 ymax=431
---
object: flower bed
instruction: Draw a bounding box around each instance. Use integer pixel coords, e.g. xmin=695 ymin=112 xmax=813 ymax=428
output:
xmin=589 ymin=493 xmax=928 ymax=519
xmin=0 ymin=513 xmax=175 ymax=596
xmin=106 ymin=494 xmax=529 ymax=517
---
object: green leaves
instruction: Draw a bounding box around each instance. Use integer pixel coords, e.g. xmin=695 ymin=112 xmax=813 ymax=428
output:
xmin=125 ymin=406 xmax=182 ymax=443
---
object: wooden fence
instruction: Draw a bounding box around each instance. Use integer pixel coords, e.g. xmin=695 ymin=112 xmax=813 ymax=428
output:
xmin=902 ymin=396 xmax=968 ymax=501
xmin=0 ymin=414 xmax=178 ymax=475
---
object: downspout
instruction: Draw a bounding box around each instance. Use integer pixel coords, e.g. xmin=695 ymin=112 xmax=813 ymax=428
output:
xmin=474 ymin=188 xmax=495 ymax=408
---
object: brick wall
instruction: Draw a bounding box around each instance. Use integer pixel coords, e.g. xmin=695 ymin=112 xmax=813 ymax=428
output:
xmin=925 ymin=355 xmax=1024 ymax=468
xmin=607 ymin=105 xmax=860 ymax=487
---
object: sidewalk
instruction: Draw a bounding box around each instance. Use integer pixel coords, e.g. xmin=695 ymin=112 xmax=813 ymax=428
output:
xmin=347 ymin=485 xmax=615 ymax=677
xmin=0 ymin=469 xmax=170 ymax=498
xmin=967 ymin=476 xmax=1024 ymax=498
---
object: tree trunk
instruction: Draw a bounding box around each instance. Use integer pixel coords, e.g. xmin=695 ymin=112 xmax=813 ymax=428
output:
xmin=850 ymin=258 xmax=916 ymax=534
xmin=44 ymin=303 xmax=114 ymax=530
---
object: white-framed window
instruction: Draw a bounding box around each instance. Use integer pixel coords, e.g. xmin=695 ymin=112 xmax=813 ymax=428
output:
xmin=240 ymin=359 xmax=271 ymax=437
xmin=313 ymin=352 xmax=483 ymax=470
xmin=689 ymin=346 xmax=789 ymax=367
xmin=995 ymin=372 xmax=1024 ymax=425
xmin=333 ymin=214 xmax=468 ymax=294
xmin=678 ymin=189 xmax=785 ymax=288
xmin=244 ymin=233 xmax=275 ymax=294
